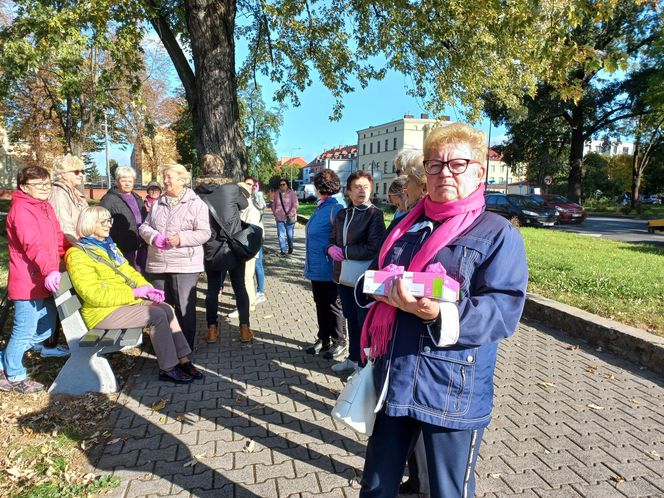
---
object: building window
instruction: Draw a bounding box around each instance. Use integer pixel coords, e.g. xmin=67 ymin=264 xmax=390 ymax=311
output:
xmin=371 ymin=132 xmax=373 ymax=137
xmin=385 ymin=139 xmax=388 ymax=151
xmin=363 ymin=134 xmax=366 ymax=138
xmin=384 ymin=161 xmax=388 ymax=173
xmin=362 ymin=163 xmax=365 ymax=170
xmin=394 ymin=126 xmax=397 ymax=131
xmin=622 ymin=146 xmax=629 ymax=154
xmin=383 ymin=183 xmax=386 ymax=194
xmin=491 ymin=165 xmax=495 ymax=172
xmin=386 ymin=128 xmax=388 ymax=133
xmin=362 ymin=143 xmax=366 ymax=155
xmin=370 ymin=143 xmax=373 ymax=154
xmin=393 ymin=137 xmax=397 ymax=150
xmin=499 ymin=177 xmax=504 ymax=183
xmin=377 ymin=141 xmax=381 ymax=153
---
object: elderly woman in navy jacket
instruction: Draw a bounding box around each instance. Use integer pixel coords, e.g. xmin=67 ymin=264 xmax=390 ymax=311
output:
xmin=359 ymin=123 xmax=528 ymax=497
xmin=303 ymin=170 xmax=347 ymax=360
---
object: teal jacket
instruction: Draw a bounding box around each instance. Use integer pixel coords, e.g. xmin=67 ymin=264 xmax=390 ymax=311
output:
xmin=304 ymin=195 xmax=346 ymax=281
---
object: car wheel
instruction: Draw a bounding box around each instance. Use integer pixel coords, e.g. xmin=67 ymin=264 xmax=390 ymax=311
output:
xmin=509 ymin=216 xmax=521 ymax=227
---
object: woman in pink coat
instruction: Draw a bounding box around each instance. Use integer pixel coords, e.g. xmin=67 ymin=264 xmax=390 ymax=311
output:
xmin=1 ymin=166 xmax=68 ymax=393
xmin=139 ymin=164 xmax=211 ymax=349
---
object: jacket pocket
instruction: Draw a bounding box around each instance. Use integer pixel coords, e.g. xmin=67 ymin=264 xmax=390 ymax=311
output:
xmin=413 ymin=338 xmax=478 ymax=416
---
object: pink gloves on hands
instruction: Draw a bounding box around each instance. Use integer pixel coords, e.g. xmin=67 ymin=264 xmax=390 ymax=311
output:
xmin=132 ymin=285 xmax=152 ymax=299
xmin=153 ymin=234 xmax=171 ymax=251
xmin=146 ymin=288 xmax=165 ymax=303
xmin=44 ymin=271 xmax=62 ymax=293
xmin=328 ymin=245 xmax=345 ymax=262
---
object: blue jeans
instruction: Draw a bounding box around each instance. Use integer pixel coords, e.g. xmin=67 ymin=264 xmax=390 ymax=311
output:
xmin=276 ymin=221 xmax=294 ymax=253
xmin=0 ymin=299 xmax=56 ymax=381
xmin=255 ymin=245 xmax=265 ymax=293
xmin=338 ymin=284 xmax=367 ymax=363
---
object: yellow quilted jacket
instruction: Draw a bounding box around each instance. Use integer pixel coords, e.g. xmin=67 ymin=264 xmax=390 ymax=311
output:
xmin=65 ymin=246 xmax=150 ymax=329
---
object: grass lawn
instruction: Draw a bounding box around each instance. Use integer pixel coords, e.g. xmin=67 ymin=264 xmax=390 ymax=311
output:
xmin=522 ymin=228 xmax=663 ymax=336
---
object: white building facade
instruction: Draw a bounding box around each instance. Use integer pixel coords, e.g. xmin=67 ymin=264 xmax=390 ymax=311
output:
xmin=584 ymin=139 xmax=635 ymax=157
xmin=306 ymin=145 xmax=358 ymax=191
xmin=356 ymin=114 xmax=448 ymax=201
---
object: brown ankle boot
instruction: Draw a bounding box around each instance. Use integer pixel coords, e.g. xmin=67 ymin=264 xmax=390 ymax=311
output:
xmin=239 ymin=324 xmax=253 ymax=343
xmin=206 ymin=324 xmax=218 ymax=343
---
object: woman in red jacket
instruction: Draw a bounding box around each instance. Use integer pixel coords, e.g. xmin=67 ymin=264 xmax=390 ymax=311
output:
xmin=0 ymin=166 xmax=68 ymax=393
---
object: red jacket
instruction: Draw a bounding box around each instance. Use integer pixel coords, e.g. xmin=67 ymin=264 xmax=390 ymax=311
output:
xmin=7 ymin=190 xmax=69 ymax=300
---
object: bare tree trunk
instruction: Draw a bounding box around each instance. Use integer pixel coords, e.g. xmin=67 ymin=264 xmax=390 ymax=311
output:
xmin=184 ymin=0 xmax=246 ymax=179
xmin=567 ymin=105 xmax=585 ymax=203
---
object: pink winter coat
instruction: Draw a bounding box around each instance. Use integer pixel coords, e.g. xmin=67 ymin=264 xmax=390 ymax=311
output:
xmin=139 ymin=188 xmax=211 ymax=274
xmin=7 ymin=190 xmax=69 ymax=300
xmin=271 ymin=189 xmax=299 ymax=222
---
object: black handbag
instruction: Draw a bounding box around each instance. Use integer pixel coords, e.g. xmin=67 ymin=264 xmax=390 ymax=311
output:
xmin=202 ymin=197 xmax=263 ymax=264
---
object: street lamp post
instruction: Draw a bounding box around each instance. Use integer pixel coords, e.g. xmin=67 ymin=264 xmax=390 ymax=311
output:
xmin=485 ymin=120 xmax=492 ymax=186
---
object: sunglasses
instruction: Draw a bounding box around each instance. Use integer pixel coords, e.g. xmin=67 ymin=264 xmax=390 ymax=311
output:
xmin=66 ymin=169 xmax=85 ymax=175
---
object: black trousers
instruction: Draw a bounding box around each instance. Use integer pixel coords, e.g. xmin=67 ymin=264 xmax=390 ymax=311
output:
xmin=310 ymin=280 xmax=346 ymax=346
xmin=205 ymin=264 xmax=250 ymax=327
xmin=148 ymin=272 xmax=200 ymax=350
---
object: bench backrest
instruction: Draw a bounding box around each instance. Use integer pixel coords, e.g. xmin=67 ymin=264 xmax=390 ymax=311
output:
xmin=53 ymin=272 xmax=90 ymax=348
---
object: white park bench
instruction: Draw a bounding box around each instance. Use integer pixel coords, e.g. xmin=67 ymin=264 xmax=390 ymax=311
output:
xmin=49 ymin=272 xmax=143 ymax=395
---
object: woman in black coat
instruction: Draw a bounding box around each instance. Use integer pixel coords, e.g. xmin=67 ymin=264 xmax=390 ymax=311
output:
xmin=100 ymin=166 xmax=147 ymax=273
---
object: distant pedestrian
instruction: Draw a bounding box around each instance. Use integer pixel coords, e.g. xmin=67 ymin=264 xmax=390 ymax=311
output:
xmin=244 ymin=176 xmax=267 ymax=304
xmin=139 ymin=163 xmax=211 ymax=350
xmin=144 ymin=180 xmax=162 ymax=212
xmin=304 ymin=170 xmax=347 ymax=360
xmin=195 ymin=155 xmax=253 ymax=344
xmin=100 ymin=166 xmax=148 ymax=273
xmin=328 ymin=171 xmax=385 ymax=374
xmin=272 ymin=178 xmax=298 ymax=256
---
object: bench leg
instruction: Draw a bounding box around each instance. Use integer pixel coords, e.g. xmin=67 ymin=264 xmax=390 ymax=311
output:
xmin=48 ymin=350 xmax=118 ymax=395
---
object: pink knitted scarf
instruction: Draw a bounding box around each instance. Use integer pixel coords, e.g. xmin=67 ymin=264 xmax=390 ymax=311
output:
xmin=360 ymin=184 xmax=486 ymax=361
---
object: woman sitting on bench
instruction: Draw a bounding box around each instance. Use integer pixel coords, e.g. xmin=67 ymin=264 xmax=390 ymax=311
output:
xmin=66 ymin=206 xmax=203 ymax=384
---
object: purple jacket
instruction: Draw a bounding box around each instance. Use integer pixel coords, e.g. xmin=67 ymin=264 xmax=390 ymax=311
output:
xmin=271 ymin=189 xmax=298 ymax=222
xmin=139 ymin=188 xmax=211 ymax=274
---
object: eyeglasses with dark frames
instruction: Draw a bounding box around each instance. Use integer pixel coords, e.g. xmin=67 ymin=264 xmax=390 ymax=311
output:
xmin=422 ymin=158 xmax=480 ymax=175
xmin=24 ymin=181 xmax=52 ymax=190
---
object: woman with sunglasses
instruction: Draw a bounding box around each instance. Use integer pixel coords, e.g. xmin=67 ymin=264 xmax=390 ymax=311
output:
xmin=66 ymin=207 xmax=202 ymax=384
xmin=359 ymin=123 xmax=528 ymax=497
xmin=0 ymin=166 xmax=68 ymax=393
xmin=49 ymin=154 xmax=89 ymax=245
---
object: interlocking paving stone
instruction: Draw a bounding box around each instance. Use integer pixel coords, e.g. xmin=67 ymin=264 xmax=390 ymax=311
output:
xmin=91 ymin=214 xmax=664 ymax=497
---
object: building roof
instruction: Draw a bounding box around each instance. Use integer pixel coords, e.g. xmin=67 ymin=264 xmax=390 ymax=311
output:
xmin=277 ymin=156 xmax=307 ymax=168
xmin=307 ymin=145 xmax=357 ymax=167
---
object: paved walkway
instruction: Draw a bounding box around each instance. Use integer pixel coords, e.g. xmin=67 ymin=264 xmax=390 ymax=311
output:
xmin=98 ymin=214 xmax=664 ymax=497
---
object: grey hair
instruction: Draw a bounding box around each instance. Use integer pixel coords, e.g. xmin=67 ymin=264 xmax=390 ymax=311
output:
xmin=393 ymin=148 xmax=422 ymax=173
xmin=115 ymin=166 xmax=136 ymax=180
xmin=162 ymin=163 xmax=191 ymax=183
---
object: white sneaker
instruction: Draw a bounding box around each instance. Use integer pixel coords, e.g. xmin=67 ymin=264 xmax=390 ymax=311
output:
xmin=36 ymin=345 xmax=70 ymax=358
xmin=331 ymin=358 xmax=358 ymax=374
xmin=228 ymin=306 xmax=256 ymax=318
xmin=255 ymin=292 xmax=267 ymax=304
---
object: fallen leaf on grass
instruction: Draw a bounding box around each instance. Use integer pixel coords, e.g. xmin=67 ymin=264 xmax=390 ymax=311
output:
xmin=243 ymin=440 xmax=255 ymax=453
xmin=587 ymin=403 xmax=604 ymax=411
xmin=151 ymin=399 xmax=167 ymax=412
xmin=536 ymin=381 xmax=557 ymax=388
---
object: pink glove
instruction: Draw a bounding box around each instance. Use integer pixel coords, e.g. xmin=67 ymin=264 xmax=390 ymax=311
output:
xmin=327 ymin=245 xmax=345 ymax=262
xmin=133 ymin=285 xmax=152 ymax=299
xmin=44 ymin=271 xmax=62 ymax=293
xmin=153 ymin=234 xmax=171 ymax=251
xmin=146 ymin=288 xmax=165 ymax=303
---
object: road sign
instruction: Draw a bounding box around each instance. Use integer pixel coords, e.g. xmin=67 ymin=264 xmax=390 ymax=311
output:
xmin=543 ymin=175 xmax=553 ymax=185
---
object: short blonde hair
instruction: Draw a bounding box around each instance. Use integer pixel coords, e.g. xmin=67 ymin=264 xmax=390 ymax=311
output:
xmin=393 ymin=148 xmax=421 ymax=174
xmin=161 ymin=163 xmax=190 ymax=183
xmin=115 ymin=166 xmax=136 ymax=180
xmin=52 ymin=154 xmax=85 ymax=180
xmin=423 ymin=123 xmax=487 ymax=163
xmin=77 ymin=206 xmax=111 ymax=238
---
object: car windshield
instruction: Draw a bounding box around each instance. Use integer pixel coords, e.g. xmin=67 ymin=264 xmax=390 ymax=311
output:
xmin=546 ymin=195 xmax=570 ymax=203
xmin=509 ymin=195 xmax=543 ymax=209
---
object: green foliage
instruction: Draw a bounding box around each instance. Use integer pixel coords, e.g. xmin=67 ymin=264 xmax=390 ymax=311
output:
xmin=17 ymin=471 xmax=119 ymax=498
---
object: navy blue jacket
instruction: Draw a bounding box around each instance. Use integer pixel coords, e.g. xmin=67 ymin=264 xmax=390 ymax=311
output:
xmin=304 ymin=195 xmax=346 ymax=281
xmin=372 ymin=210 xmax=528 ymax=430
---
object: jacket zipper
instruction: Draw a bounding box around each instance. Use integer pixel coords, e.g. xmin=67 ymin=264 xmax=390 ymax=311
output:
xmin=455 ymin=365 xmax=466 ymax=411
